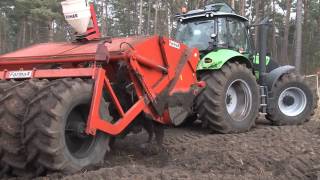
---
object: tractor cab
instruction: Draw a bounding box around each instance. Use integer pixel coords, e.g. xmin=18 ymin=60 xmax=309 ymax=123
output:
xmin=175 ymin=3 xmax=252 ymax=58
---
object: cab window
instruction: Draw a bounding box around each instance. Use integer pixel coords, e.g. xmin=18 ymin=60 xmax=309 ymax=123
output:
xmin=217 ymin=18 xmax=228 ymax=48
xmin=175 ymin=20 xmax=215 ymax=51
xmin=227 ymin=18 xmax=249 ymax=53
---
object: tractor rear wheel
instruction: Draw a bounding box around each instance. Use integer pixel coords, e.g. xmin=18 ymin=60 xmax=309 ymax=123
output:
xmin=22 ymin=78 xmax=111 ymax=175
xmin=196 ymin=62 xmax=260 ymax=133
xmin=266 ymin=73 xmax=317 ymax=125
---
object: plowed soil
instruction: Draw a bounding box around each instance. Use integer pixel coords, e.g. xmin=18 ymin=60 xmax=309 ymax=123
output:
xmin=3 ymin=113 xmax=320 ymax=180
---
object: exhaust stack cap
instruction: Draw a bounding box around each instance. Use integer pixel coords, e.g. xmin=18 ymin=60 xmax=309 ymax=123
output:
xmin=61 ymin=0 xmax=91 ymax=34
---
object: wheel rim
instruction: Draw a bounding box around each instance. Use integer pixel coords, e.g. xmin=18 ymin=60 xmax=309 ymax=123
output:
xmin=225 ymin=79 xmax=253 ymax=121
xmin=65 ymin=104 xmax=97 ymax=159
xmin=278 ymin=87 xmax=307 ymax=117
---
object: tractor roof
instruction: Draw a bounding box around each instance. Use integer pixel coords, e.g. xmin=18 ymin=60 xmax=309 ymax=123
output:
xmin=176 ymin=3 xmax=248 ymax=22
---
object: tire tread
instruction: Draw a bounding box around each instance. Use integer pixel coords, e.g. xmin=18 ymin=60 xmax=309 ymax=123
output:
xmin=196 ymin=62 xmax=260 ymax=134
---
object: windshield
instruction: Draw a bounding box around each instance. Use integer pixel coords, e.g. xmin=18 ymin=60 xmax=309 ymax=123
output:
xmin=175 ymin=20 xmax=215 ymax=51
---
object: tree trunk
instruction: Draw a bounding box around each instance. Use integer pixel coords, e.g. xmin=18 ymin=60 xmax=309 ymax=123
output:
xmin=154 ymin=0 xmax=159 ymax=35
xmin=167 ymin=2 xmax=171 ymax=37
xmin=48 ymin=20 xmax=54 ymax=42
xmin=16 ymin=21 xmax=21 ymax=48
xmin=138 ymin=0 xmax=144 ymax=35
xmin=146 ymin=0 xmax=151 ymax=35
xmin=254 ymin=0 xmax=260 ymax=50
xmin=21 ymin=19 xmax=27 ymax=48
xmin=29 ymin=21 xmax=33 ymax=44
xmin=240 ymin=0 xmax=246 ymax=16
xmin=281 ymin=0 xmax=291 ymax=65
xmin=200 ymin=0 xmax=208 ymax=7
xmin=101 ymin=0 xmax=108 ymax=36
xmin=318 ymin=17 xmax=320 ymax=34
xmin=272 ymin=0 xmax=277 ymax=62
xmin=134 ymin=0 xmax=139 ymax=35
xmin=295 ymin=0 xmax=303 ymax=72
xmin=302 ymin=0 xmax=309 ymax=73
xmin=230 ymin=0 xmax=235 ymax=9
xmin=34 ymin=23 xmax=40 ymax=44
xmin=0 ymin=19 xmax=2 ymax=54
xmin=105 ymin=0 xmax=109 ymax=36
xmin=2 ymin=24 xmax=7 ymax=53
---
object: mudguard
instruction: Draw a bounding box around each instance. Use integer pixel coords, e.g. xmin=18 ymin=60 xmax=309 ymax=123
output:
xmin=265 ymin=65 xmax=296 ymax=90
xmin=197 ymin=49 xmax=251 ymax=71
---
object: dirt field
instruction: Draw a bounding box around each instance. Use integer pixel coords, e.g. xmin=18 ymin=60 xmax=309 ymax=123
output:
xmin=2 ymin=111 xmax=319 ymax=180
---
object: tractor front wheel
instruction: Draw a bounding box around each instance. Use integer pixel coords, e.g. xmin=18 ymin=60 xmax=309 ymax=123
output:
xmin=22 ymin=78 xmax=111 ymax=175
xmin=196 ymin=62 xmax=260 ymax=133
xmin=266 ymin=73 xmax=317 ymax=125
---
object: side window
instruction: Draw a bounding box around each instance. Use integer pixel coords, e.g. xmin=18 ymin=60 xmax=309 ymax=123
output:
xmin=217 ymin=18 xmax=228 ymax=47
xmin=227 ymin=18 xmax=249 ymax=53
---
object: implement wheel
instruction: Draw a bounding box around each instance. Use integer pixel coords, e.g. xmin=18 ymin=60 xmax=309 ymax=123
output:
xmin=23 ymin=78 xmax=111 ymax=175
xmin=0 ymin=80 xmax=18 ymax=177
xmin=0 ymin=79 xmax=48 ymax=177
xmin=196 ymin=62 xmax=260 ymax=133
xmin=266 ymin=73 xmax=317 ymax=125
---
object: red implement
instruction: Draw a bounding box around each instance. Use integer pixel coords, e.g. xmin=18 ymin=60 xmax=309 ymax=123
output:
xmin=0 ymin=1 xmax=204 ymax=176
xmin=0 ymin=35 xmax=200 ymax=136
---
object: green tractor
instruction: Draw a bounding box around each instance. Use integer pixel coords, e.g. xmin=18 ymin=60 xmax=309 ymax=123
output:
xmin=174 ymin=3 xmax=318 ymax=133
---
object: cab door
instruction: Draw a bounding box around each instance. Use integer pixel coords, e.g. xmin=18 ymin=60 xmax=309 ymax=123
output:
xmin=226 ymin=17 xmax=252 ymax=57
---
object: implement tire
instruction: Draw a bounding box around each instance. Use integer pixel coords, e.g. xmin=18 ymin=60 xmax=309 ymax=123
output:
xmin=22 ymin=78 xmax=110 ymax=176
xmin=0 ymin=80 xmax=18 ymax=178
xmin=0 ymin=79 xmax=48 ymax=177
xmin=196 ymin=62 xmax=260 ymax=134
xmin=266 ymin=73 xmax=318 ymax=125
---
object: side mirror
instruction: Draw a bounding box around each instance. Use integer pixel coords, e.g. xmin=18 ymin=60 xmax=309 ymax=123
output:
xmin=206 ymin=33 xmax=217 ymax=51
xmin=211 ymin=33 xmax=217 ymax=40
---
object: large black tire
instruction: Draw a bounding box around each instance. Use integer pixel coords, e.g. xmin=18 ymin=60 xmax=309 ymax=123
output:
xmin=22 ymin=78 xmax=111 ymax=176
xmin=0 ymin=80 xmax=18 ymax=178
xmin=266 ymin=73 xmax=317 ymax=125
xmin=0 ymin=79 xmax=48 ymax=177
xmin=196 ymin=62 xmax=260 ymax=134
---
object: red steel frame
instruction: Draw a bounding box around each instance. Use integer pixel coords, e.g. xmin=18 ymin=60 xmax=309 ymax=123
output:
xmin=87 ymin=68 xmax=147 ymax=135
xmin=0 ymin=64 xmax=151 ymax=136
xmin=0 ymin=42 xmax=200 ymax=136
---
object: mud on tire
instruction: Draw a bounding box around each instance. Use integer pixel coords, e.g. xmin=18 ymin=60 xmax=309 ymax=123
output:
xmin=0 ymin=79 xmax=49 ymax=177
xmin=22 ymin=78 xmax=110 ymax=176
xmin=266 ymin=73 xmax=318 ymax=125
xmin=196 ymin=62 xmax=260 ymax=134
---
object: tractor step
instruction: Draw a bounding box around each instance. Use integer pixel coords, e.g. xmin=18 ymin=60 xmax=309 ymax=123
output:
xmin=260 ymin=86 xmax=268 ymax=113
